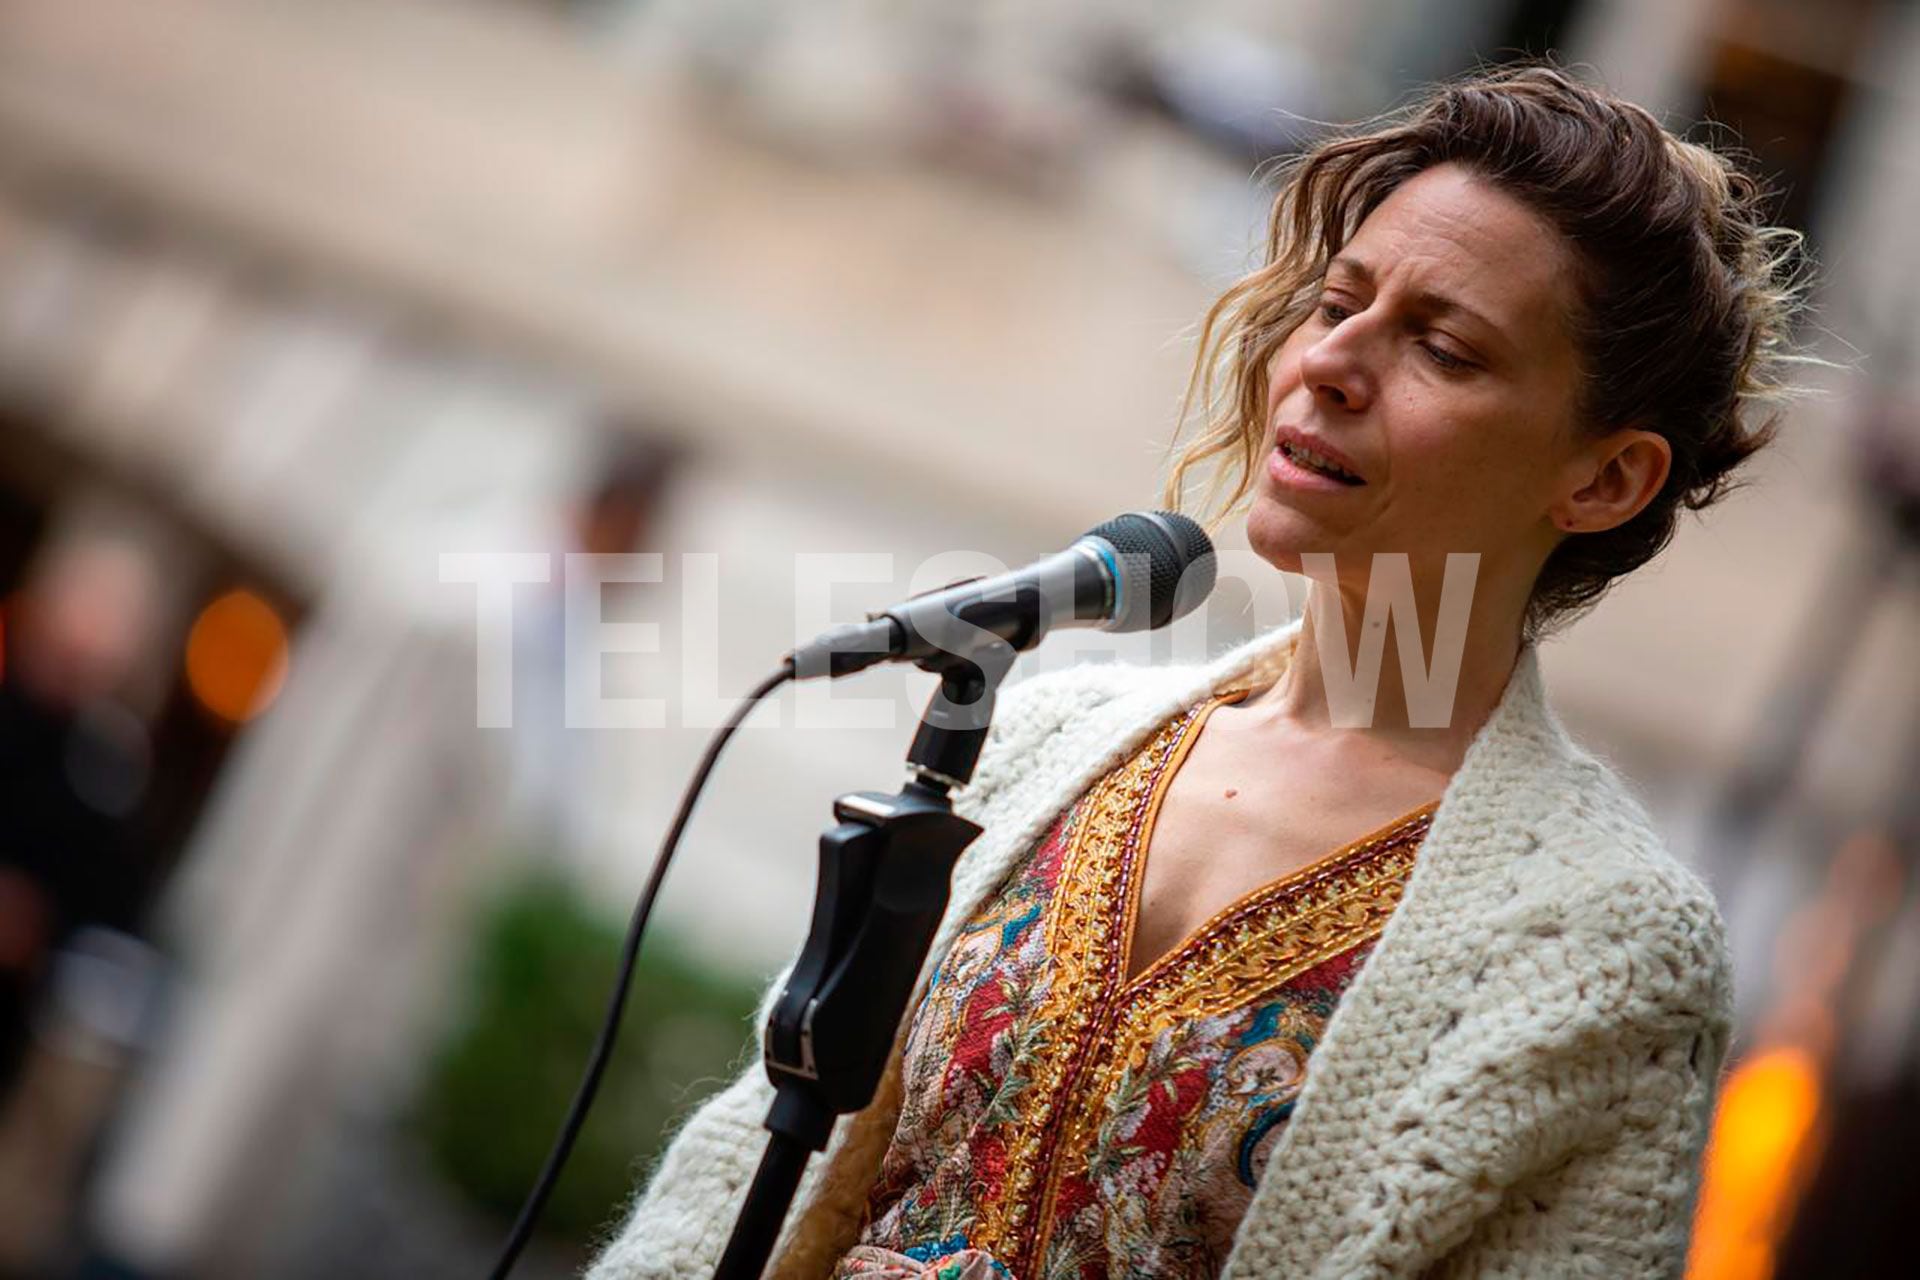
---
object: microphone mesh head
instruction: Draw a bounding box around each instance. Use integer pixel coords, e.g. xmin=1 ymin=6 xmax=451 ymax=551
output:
xmin=1084 ymin=510 xmax=1217 ymax=631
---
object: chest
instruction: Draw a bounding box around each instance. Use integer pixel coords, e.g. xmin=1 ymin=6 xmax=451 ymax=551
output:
xmin=1128 ymin=707 xmax=1446 ymax=983
xmin=849 ymin=696 xmax=1434 ymax=1280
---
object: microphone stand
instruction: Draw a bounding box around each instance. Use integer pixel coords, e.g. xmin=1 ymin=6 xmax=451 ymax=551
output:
xmin=713 ymin=652 xmax=1004 ymax=1280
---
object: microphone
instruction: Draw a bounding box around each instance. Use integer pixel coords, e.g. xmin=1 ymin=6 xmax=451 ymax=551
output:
xmin=787 ymin=510 xmax=1217 ymax=680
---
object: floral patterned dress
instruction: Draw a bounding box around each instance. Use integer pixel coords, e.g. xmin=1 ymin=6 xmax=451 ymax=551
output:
xmin=834 ymin=688 xmax=1437 ymax=1280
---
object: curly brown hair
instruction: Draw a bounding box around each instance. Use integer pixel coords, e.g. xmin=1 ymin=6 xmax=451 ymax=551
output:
xmin=1164 ymin=62 xmax=1810 ymax=639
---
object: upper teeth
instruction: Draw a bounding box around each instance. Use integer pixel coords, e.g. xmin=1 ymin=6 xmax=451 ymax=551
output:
xmin=1283 ymin=440 xmax=1357 ymax=482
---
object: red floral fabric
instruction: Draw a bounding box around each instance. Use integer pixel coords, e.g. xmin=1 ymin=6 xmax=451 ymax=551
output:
xmin=837 ymin=691 xmax=1435 ymax=1280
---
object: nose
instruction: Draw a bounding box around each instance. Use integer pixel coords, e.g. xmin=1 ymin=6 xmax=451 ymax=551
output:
xmin=1298 ymin=321 xmax=1374 ymax=414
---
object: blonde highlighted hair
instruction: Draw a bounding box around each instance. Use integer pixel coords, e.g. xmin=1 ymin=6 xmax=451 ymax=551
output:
xmin=1164 ymin=63 xmax=1810 ymax=637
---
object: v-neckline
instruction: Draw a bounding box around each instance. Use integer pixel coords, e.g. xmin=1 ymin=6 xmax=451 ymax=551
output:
xmin=1117 ymin=688 xmax=1442 ymax=988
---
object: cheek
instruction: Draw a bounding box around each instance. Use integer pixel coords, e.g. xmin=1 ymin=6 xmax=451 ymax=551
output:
xmin=1263 ymin=335 xmax=1310 ymax=416
xmin=1420 ymin=418 xmax=1566 ymax=521
xmin=1390 ymin=405 xmax=1554 ymax=509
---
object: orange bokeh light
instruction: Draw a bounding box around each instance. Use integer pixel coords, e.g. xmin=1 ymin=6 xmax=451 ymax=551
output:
xmin=1687 ymin=1046 xmax=1824 ymax=1280
xmin=184 ymin=589 xmax=289 ymax=724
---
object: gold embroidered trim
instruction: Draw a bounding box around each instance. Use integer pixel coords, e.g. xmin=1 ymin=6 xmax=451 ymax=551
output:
xmin=969 ymin=691 xmax=1431 ymax=1277
xmin=1129 ymin=804 xmax=1433 ymax=1018
xmin=1040 ymin=816 xmax=1428 ymax=1252
xmin=965 ymin=699 xmax=1203 ymax=1260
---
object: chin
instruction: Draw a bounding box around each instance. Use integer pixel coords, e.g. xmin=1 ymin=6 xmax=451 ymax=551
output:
xmin=1245 ymin=494 xmax=1331 ymax=574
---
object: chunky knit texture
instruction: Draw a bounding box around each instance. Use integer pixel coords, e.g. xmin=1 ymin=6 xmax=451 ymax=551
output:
xmin=588 ymin=620 xmax=1732 ymax=1279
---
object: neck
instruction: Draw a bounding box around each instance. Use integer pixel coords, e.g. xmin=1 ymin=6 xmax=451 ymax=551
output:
xmin=1244 ymin=576 xmax=1528 ymax=773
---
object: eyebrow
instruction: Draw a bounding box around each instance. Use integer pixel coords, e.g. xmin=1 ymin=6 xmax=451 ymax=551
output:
xmin=1324 ymin=255 xmax=1514 ymax=355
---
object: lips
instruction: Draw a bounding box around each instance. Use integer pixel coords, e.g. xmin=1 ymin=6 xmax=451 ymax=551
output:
xmin=1271 ymin=427 xmax=1365 ymax=486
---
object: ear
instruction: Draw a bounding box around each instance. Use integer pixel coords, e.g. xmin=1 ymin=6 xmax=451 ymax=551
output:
xmin=1550 ymin=427 xmax=1671 ymax=535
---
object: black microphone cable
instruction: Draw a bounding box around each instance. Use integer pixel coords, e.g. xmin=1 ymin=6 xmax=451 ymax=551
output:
xmin=487 ymin=664 xmax=795 ymax=1280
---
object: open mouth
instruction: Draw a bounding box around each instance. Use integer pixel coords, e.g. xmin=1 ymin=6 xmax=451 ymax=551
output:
xmin=1278 ymin=439 xmax=1364 ymax=486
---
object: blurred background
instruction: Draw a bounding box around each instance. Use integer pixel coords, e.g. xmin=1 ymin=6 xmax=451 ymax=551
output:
xmin=0 ymin=1 xmax=1913 ymax=1277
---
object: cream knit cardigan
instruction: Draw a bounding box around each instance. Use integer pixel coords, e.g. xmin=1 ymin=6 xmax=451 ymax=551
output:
xmin=589 ymin=619 xmax=1732 ymax=1279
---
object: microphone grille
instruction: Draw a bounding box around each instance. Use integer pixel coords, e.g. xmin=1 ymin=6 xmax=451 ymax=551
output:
xmin=1084 ymin=510 xmax=1217 ymax=630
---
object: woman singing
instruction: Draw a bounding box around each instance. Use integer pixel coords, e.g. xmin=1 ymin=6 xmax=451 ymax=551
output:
xmin=590 ymin=64 xmax=1803 ymax=1279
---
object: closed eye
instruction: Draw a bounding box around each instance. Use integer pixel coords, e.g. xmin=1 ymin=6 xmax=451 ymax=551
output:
xmin=1317 ymin=294 xmax=1480 ymax=373
xmin=1420 ymin=341 xmax=1473 ymax=371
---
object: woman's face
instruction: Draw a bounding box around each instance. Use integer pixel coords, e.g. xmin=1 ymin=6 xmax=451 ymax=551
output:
xmin=1247 ymin=163 xmax=1591 ymax=599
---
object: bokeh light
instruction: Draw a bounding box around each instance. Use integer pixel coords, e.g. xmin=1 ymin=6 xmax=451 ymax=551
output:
xmin=183 ymin=588 xmax=289 ymax=724
xmin=1687 ymin=1046 xmax=1826 ymax=1280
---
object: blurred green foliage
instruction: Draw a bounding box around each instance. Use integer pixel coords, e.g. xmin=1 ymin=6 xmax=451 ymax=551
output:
xmin=411 ymin=870 xmax=762 ymax=1241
